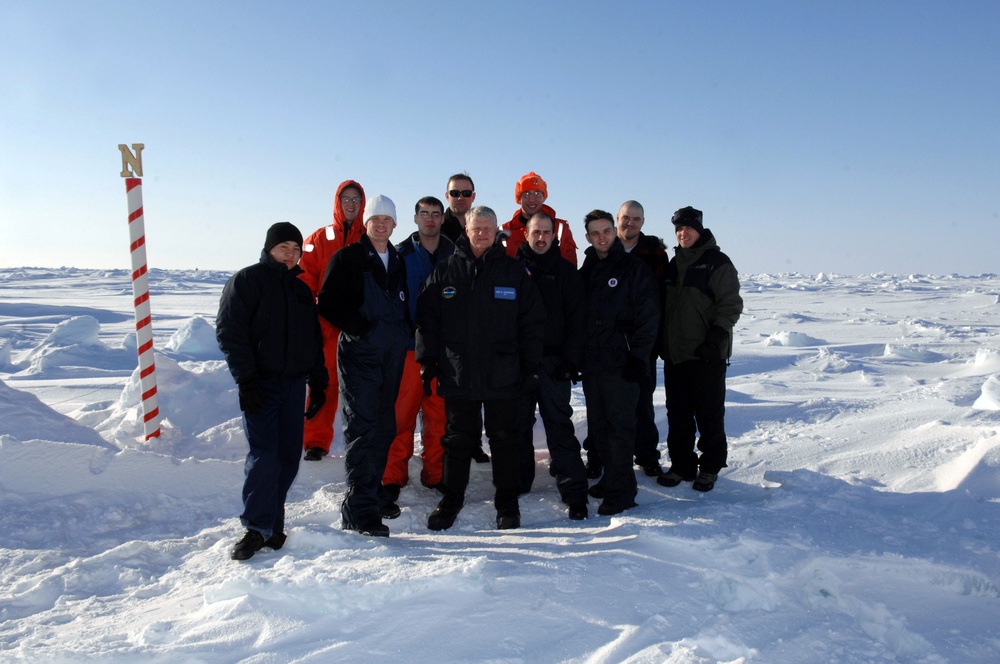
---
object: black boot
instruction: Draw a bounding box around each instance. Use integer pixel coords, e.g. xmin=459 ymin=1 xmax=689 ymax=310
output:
xmin=428 ymin=494 xmax=464 ymax=531
xmin=379 ymin=483 xmax=402 ymax=519
xmin=231 ymin=529 xmax=266 ymax=561
xmin=496 ymin=509 xmax=520 ymax=530
xmin=354 ymin=520 xmax=390 ymax=537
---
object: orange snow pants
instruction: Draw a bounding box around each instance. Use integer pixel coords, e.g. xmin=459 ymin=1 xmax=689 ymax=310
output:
xmin=382 ymin=350 xmax=445 ymax=487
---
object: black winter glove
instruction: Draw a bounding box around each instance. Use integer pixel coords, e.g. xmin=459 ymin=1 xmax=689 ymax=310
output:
xmin=238 ymin=378 xmax=267 ymax=414
xmin=551 ymin=360 xmax=579 ymax=384
xmin=622 ymin=355 xmax=649 ymax=384
xmin=517 ymin=363 xmax=540 ymax=394
xmin=420 ymin=362 xmax=439 ymax=397
xmin=695 ymin=326 xmax=729 ymax=362
xmin=304 ymin=382 xmax=327 ymax=420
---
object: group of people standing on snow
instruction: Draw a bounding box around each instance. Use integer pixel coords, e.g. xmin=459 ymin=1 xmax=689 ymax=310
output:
xmin=215 ymin=171 xmax=743 ymax=561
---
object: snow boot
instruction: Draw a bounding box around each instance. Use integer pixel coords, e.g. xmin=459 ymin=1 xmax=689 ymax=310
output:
xmin=657 ymin=468 xmax=696 ymax=488
xmin=231 ymin=529 xmax=266 ymax=561
xmin=693 ymin=472 xmax=718 ymax=492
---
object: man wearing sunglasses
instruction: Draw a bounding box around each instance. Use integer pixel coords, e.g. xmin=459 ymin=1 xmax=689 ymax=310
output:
xmin=502 ymin=171 xmax=579 ymax=267
xmin=441 ymin=173 xmax=477 ymax=243
xmin=439 ymin=173 xmax=491 ymax=464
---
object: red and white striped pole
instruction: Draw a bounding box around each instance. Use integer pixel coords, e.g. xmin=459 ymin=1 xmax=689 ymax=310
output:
xmin=120 ymin=143 xmax=161 ymax=441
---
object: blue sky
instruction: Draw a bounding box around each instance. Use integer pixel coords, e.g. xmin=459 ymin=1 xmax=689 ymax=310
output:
xmin=2 ymin=1 xmax=997 ymax=275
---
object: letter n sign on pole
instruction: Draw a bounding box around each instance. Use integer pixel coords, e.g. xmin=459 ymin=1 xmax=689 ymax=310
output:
xmin=119 ymin=143 xmax=161 ymax=441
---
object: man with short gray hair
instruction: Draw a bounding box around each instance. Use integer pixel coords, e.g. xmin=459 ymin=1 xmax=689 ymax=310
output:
xmin=416 ymin=206 xmax=545 ymax=531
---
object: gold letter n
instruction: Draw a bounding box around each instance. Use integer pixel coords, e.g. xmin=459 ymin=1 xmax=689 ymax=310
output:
xmin=119 ymin=143 xmax=145 ymax=177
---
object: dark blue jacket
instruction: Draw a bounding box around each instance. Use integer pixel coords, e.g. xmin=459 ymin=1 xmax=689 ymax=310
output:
xmin=216 ymin=251 xmax=327 ymax=386
xmin=416 ymin=235 xmax=544 ymax=401
xmin=397 ymin=231 xmax=455 ymax=350
xmin=579 ymin=238 xmax=659 ymax=375
xmin=316 ymin=234 xmax=410 ymax=337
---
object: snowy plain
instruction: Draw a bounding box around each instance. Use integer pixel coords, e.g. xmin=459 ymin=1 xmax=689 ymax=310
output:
xmin=1 ymin=266 xmax=998 ymax=663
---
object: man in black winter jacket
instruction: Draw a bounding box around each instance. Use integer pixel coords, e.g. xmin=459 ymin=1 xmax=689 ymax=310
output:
xmin=439 ymin=173 xmax=488 ymax=465
xmin=617 ymin=200 xmax=669 ymax=477
xmin=217 ymin=222 xmax=327 ymax=561
xmin=656 ymin=206 xmax=743 ymax=493
xmin=585 ymin=200 xmax=669 ymax=480
xmin=514 ymin=212 xmax=589 ymax=519
xmin=416 ymin=205 xmax=545 ymax=531
xmin=318 ymin=195 xmax=411 ymax=538
xmin=579 ymin=210 xmax=659 ymax=516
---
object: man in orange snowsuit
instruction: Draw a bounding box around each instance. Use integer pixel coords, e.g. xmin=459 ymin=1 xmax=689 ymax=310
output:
xmin=298 ymin=180 xmax=366 ymax=460
xmin=502 ymin=171 xmax=578 ymax=267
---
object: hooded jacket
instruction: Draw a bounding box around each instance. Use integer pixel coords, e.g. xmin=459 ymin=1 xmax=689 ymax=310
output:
xmin=515 ymin=238 xmax=585 ymax=366
xmin=626 ymin=232 xmax=668 ymax=290
xmin=660 ymin=228 xmax=743 ymax=364
xmin=298 ymin=180 xmax=366 ymax=297
xmin=416 ymin=235 xmax=544 ymax=401
xmin=579 ymin=238 xmax=659 ymax=375
xmin=502 ymin=204 xmax=578 ymax=266
xmin=217 ymin=251 xmax=327 ymax=387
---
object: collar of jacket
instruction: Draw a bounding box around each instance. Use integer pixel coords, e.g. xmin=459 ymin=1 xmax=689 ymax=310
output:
xmin=508 ymin=203 xmax=559 ymax=230
xmin=633 ymin=232 xmax=666 ymax=256
xmin=516 ymin=236 xmax=562 ymax=270
xmin=400 ymin=230 xmax=454 ymax=256
xmin=455 ymin=234 xmax=504 ymax=262
xmin=259 ymin=249 xmax=305 ymax=277
xmin=360 ymin=233 xmax=397 ymax=264
xmin=583 ymin=236 xmax=626 ymax=265
xmin=674 ymin=228 xmax=717 ymax=259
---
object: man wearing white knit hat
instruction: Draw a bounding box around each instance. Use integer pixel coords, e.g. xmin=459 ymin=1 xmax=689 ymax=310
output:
xmin=318 ymin=195 xmax=411 ymax=537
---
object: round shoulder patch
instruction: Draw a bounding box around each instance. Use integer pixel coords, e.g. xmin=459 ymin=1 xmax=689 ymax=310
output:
xmin=442 ymin=286 xmax=457 ymax=299
xmin=608 ymin=277 xmax=619 ymax=288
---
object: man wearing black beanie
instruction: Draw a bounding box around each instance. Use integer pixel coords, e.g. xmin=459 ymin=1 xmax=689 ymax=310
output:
xmin=657 ymin=206 xmax=742 ymax=493
xmin=217 ymin=222 xmax=328 ymax=560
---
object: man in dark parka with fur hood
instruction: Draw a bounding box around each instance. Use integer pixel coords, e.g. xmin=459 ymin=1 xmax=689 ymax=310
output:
xmin=657 ymin=206 xmax=743 ymax=493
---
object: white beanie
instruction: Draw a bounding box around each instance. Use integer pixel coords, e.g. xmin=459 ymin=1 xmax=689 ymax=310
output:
xmin=364 ymin=194 xmax=396 ymax=224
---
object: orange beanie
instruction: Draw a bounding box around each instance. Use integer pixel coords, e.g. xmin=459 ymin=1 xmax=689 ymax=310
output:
xmin=515 ymin=171 xmax=548 ymax=203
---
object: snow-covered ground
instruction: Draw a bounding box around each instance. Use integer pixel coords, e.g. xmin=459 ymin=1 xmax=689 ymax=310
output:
xmin=1 ymin=267 xmax=998 ymax=663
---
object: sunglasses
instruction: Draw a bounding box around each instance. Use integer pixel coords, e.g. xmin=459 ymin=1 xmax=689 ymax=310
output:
xmin=448 ymin=189 xmax=474 ymax=198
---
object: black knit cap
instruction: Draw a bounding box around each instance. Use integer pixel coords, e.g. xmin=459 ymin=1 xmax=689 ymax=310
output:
xmin=263 ymin=222 xmax=303 ymax=252
xmin=671 ymin=206 xmax=704 ymax=233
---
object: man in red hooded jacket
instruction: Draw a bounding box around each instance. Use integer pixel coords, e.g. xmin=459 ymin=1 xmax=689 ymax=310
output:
xmin=502 ymin=171 xmax=578 ymax=267
xmin=298 ymin=180 xmax=366 ymax=460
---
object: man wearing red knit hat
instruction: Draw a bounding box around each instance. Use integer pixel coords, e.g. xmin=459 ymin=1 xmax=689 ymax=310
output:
xmin=502 ymin=172 xmax=578 ymax=266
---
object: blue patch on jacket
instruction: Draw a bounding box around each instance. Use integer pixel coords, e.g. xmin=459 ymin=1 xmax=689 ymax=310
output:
xmin=494 ymin=286 xmax=516 ymax=300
